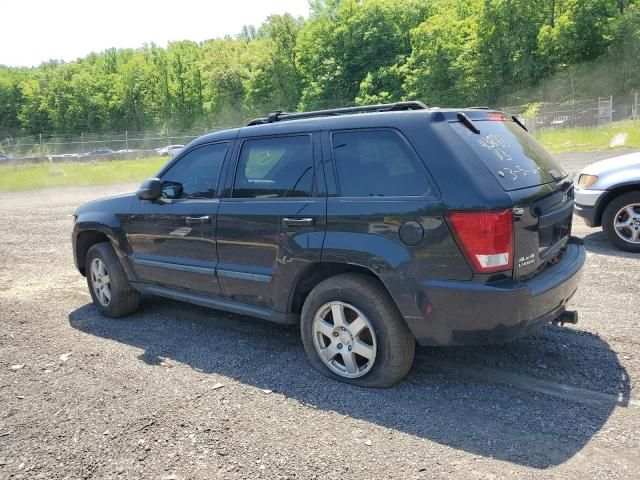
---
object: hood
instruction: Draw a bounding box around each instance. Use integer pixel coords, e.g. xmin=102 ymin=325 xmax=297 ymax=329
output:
xmin=74 ymin=192 xmax=135 ymax=216
xmin=580 ymin=151 xmax=640 ymax=177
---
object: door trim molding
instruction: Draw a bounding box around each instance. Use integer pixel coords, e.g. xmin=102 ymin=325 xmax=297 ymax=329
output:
xmin=133 ymin=258 xmax=216 ymax=276
xmin=217 ymin=268 xmax=272 ymax=283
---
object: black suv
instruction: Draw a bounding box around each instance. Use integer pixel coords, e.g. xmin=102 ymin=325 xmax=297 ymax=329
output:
xmin=72 ymin=101 xmax=586 ymax=387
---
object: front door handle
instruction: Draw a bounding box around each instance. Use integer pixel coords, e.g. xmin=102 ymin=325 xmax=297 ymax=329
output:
xmin=282 ymin=217 xmax=315 ymax=227
xmin=186 ymin=215 xmax=211 ymax=225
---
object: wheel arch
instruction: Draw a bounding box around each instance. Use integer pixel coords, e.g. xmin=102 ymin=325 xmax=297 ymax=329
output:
xmin=74 ymin=229 xmax=112 ymax=276
xmin=287 ymin=262 xmax=400 ymax=316
xmin=595 ymin=183 xmax=640 ymax=227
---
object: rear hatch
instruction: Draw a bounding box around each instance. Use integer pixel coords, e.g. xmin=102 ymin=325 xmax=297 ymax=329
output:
xmin=451 ymin=113 xmax=574 ymax=279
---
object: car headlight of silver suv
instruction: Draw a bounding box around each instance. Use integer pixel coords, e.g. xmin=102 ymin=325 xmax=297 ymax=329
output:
xmin=578 ymin=174 xmax=598 ymax=188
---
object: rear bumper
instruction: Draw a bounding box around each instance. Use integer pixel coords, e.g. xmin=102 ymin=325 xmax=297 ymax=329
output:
xmin=408 ymin=237 xmax=586 ymax=346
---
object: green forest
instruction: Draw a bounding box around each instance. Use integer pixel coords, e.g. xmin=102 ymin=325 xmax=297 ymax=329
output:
xmin=1 ymin=0 xmax=639 ymax=136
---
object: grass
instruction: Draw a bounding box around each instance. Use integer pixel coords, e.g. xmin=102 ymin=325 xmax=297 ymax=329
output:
xmin=0 ymin=157 xmax=168 ymax=192
xmin=535 ymin=119 xmax=640 ymax=154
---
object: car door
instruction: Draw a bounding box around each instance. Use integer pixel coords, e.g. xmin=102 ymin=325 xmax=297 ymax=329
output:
xmin=127 ymin=141 xmax=229 ymax=296
xmin=216 ymin=133 xmax=326 ymax=311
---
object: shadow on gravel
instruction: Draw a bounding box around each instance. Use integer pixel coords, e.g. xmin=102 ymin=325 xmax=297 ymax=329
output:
xmin=69 ymin=298 xmax=629 ymax=469
xmin=582 ymin=230 xmax=639 ymax=258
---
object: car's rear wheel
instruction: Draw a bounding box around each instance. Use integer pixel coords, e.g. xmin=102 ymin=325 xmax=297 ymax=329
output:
xmin=86 ymin=242 xmax=140 ymax=317
xmin=602 ymin=192 xmax=640 ymax=253
xmin=300 ymin=273 xmax=415 ymax=387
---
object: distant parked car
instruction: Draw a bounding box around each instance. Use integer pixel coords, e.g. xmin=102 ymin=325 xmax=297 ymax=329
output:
xmin=82 ymin=148 xmax=114 ymax=157
xmin=0 ymin=153 xmax=11 ymax=162
xmin=156 ymin=145 xmax=184 ymax=157
xmin=47 ymin=153 xmax=81 ymax=161
xmin=574 ymin=151 xmax=640 ymax=252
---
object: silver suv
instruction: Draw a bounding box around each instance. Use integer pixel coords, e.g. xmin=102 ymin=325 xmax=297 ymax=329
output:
xmin=574 ymin=151 xmax=640 ymax=252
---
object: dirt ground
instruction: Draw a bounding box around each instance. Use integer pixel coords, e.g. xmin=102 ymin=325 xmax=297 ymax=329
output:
xmin=1 ymin=151 xmax=639 ymax=479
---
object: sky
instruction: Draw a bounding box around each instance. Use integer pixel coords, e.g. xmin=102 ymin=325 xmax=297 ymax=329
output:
xmin=0 ymin=0 xmax=310 ymax=67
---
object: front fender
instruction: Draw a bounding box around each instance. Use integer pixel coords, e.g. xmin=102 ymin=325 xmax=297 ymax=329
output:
xmin=72 ymin=213 xmax=134 ymax=278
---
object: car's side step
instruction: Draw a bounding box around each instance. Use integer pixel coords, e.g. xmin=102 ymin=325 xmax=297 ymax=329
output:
xmin=133 ymin=283 xmax=299 ymax=325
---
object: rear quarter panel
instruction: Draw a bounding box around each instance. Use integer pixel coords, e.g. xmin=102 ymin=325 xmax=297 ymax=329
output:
xmin=318 ymin=115 xmax=503 ymax=323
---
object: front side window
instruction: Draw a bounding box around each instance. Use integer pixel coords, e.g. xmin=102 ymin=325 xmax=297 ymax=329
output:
xmin=233 ymin=135 xmax=314 ymax=198
xmin=332 ymin=129 xmax=433 ymax=197
xmin=161 ymin=142 xmax=228 ymax=199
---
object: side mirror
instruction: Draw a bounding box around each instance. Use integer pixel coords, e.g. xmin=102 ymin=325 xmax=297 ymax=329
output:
xmin=137 ymin=177 xmax=162 ymax=201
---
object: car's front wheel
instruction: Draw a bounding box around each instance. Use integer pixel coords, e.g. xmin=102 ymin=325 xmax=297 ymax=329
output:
xmin=300 ymin=273 xmax=415 ymax=387
xmin=602 ymin=191 xmax=640 ymax=253
xmin=86 ymin=242 xmax=140 ymax=317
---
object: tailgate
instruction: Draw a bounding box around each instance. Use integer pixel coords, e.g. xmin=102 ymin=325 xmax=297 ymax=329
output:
xmin=449 ymin=112 xmax=574 ymax=279
xmin=509 ymin=181 xmax=575 ymax=279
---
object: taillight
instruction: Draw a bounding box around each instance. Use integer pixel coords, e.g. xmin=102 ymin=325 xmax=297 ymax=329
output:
xmin=446 ymin=210 xmax=513 ymax=273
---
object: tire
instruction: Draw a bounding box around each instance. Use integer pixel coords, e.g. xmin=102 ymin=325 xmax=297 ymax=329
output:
xmin=86 ymin=242 xmax=140 ymax=318
xmin=300 ymin=273 xmax=415 ymax=388
xmin=602 ymin=191 xmax=640 ymax=253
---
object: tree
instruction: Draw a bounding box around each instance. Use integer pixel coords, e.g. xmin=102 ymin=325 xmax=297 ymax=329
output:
xmin=0 ymin=68 xmax=24 ymax=135
xmin=245 ymin=14 xmax=305 ymax=113
xmin=0 ymin=0 xmax=637 ymax=136
xmin=298 ymin=0 xmax=430 ymax=109
xmin=404 ymin=0 xmax=483 ymax=106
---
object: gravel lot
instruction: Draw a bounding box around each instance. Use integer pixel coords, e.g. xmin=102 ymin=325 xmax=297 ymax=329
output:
xmin=1 ymin=151 xmax=639 ymax=479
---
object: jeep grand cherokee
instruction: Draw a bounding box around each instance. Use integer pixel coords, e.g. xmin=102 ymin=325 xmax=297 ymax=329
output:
xmin=72 ymin=101 xmax=586 ymax=387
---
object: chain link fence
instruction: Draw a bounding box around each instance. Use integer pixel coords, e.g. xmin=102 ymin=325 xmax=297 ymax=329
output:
xmin=0 ymin=127 xmax=231 ymax=164
xmin=1 ymin=93 xmax=639 ymax=164
xmin=502 ymin=92 xmax=639 ymax=132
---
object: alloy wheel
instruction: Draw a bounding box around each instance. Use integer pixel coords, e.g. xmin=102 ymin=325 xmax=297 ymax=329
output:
xmin=90 ymin=258 xmax=112 ymax=306
xmin=312 ymin=301 xmax=377 ymax=378
xmin=614 ymin=203 xmax=640 ymax=245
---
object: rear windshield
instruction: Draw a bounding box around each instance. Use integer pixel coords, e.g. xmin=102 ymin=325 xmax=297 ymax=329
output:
xmin=451 ymin=120 xmax=566 ymax=191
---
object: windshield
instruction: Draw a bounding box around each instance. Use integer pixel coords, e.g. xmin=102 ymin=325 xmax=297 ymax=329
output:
xmin=451 ymin=120 xmax=567 ymax=191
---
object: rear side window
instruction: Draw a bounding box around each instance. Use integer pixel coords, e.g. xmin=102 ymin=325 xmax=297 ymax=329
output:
xmin=233 ymin=135 xmax=314 ymax=198
xmin=332 ymin=129 xmax=433 ymax=197
xmin=451 ymin=119 xmax=567 ymax=191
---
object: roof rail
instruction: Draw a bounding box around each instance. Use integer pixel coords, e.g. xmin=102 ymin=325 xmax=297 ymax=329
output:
xmin=246 ymin=101 xmax=428 ymax=126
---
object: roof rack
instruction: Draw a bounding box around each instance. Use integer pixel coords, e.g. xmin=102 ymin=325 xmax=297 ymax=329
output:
xmin=246 ymin=101 xmax=428 ymax=126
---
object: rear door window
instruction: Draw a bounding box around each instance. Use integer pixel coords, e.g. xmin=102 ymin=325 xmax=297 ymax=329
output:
xmin=331 ymin=129 xmax=433 ymax=197
xmin=451 ymin=119 xmax=567 ymax=191
xmin=233 ymin=135 xmax=314 ymax=198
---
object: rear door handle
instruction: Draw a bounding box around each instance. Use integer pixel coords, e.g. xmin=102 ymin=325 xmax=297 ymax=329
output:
xmin=282 ymin=217 xmax=315 ymax=227
xmin=186 ymin=215 xmax=210 ymax=225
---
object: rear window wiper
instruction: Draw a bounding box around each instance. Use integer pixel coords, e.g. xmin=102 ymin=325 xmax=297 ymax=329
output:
xmin=552 ymin=171 xmax=573 ymax=184
xmin=511 ymin=115 xmax=528 ymax=132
